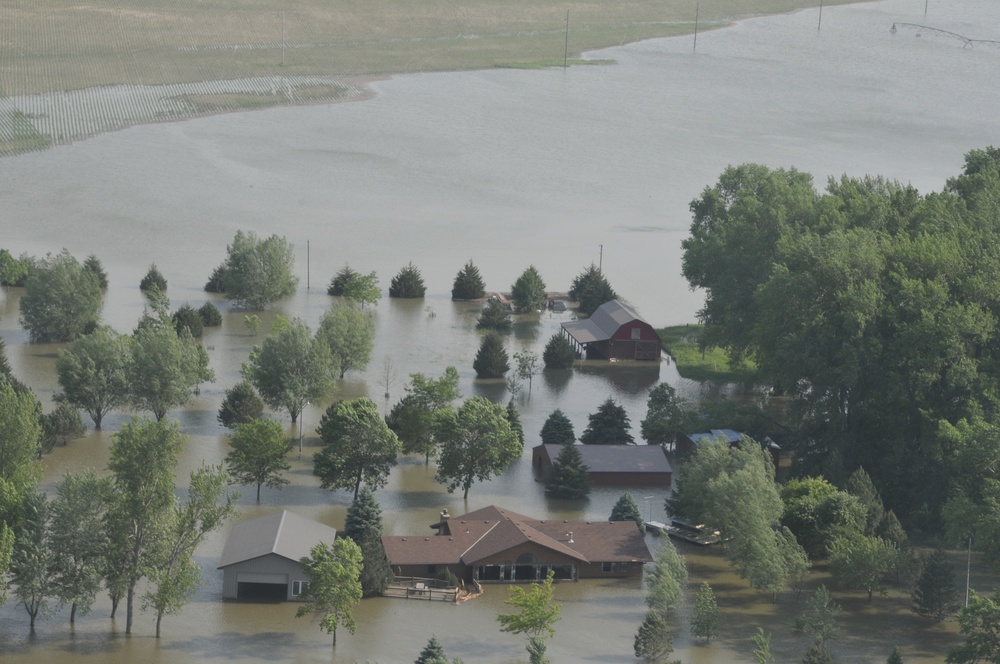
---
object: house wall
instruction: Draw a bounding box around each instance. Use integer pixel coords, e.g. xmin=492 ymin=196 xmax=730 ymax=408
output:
xmin=578 ymin=561 xmax=645 ymax=579
xmin=588 ymin=322 xmax=661 ymax=361
xmin=221 ymin=553 xmax=308 ymax=600
xmin=531 ymin=446 xmax=553 ymax=473
xmin=589 ymin=471 xmax=671 ymax=486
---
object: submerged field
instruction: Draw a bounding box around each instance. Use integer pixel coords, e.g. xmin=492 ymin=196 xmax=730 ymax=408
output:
xmin=0 ymin=0 xmax=864 ymax=156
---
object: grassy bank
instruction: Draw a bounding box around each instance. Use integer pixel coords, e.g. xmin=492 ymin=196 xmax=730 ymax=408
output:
xmin=657 ymin=324 xmax=757 ymax=383
xmin=1 ymin=0 xmax=869 ymax=97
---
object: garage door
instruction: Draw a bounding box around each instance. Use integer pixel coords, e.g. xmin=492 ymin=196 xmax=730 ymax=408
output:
xmin=237 ymin=572 xmax=287 ymax=585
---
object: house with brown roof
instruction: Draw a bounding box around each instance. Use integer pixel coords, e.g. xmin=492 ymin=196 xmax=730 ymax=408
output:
xmin=532 ymin=443 xmax=672 ymax=486
xmin=381 ymin=505 xmax=652 ymax=584
xmin=218 ymin=510 xmax=337 ymax=601
xmin=561 ymin=300 xmax=661 ymax=361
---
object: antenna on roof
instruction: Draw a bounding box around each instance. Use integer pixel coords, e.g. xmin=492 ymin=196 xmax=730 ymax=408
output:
xmin=566 ymin=531 xmax=574 ymax=544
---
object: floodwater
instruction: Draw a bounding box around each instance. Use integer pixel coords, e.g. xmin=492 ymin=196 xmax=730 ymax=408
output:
xmin=1 ymin=0 xmax=997 ymax=661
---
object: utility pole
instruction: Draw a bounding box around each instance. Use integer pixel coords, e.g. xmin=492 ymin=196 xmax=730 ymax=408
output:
xmin=598 ymin=244 xmax=603 ymax=272
xmin=307 ymin=240 xmax=310 ymax=289
xmin=564 ymin=10 xmax=570 ymax=69
xmin=818 ymin=0 xmax=824 ymax=31
xmin=281 ymin=11 xmax=285 ymax=66
xmin=693 ymin=3 xmax=699 ymax=53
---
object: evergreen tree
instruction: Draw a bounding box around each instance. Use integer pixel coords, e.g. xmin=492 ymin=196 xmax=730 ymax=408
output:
xmin=795 ymin=585 xmax=840 ymax=646
xmin=887 ymin=646 xmax=904 ymax=664
xmin=544 ymin=444 xmax=590 ymax=499
xmin=580 ymin=397 xmax=634 ymax=444
xmin=452 ymin=260 xmax=486 ymax=300
xmin=473 ymin=332 xmax=509 ymax=378
xmin=140 ymin=263 xmax=168 ymax=291
xmin=477 ymin=299 xmax=513 ymax=331
xmin=415 ymin=636 xmax=447 ymax=664
xmin=610 ymin=492 xmax=645 ymax=534
xmin=641 ymin=383 xmax=686 ymax=448
xmin=912 ymin=549 xmax=960 ymax=621
xmin=40 ymin=400 xmax=86 ymax=452
xmin=633 ymin=610 xmax=674 ymax=661
xmin=357 ymin=528 xmax=393 ymax=598
xmin=389 ymin=263 xmax=426 ymax=298
xmin=568 ymin=264 xmax=617 ymax=316
xmin=83 ymin=254 xmax=108 ymax=289
xmin=802 ymin=643 xmax=833 ymax=664
xmin=507 ymin=400 xmax=524 ymax=446
xmin=540 ymin=409 xmax=575 ymax=446
xmin=844 ymin=467 xmax=885 ymax=537
xmin=204 ymin=264 xmax=227 ymax=292
xmin=327 ymin=265 xmax=360 ymax=296
xmin=218 ymin=380 xmax=264 ymax=429
xmin=344 ymin=486 xmax=385 ymax=541
xmin=510 ymin=265 xmax=547 ymax=314
xmin=692 ymin=582 xmax=720 ymax=641
xmin=173 ymin=304 xmax=203 ymax=338
xmin=198 ymin=301 xmax=223 ymax=327
xmin=542 ymin=333 xmax=576 ymax=369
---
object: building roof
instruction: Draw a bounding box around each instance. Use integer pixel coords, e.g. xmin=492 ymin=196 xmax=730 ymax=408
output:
xmin=218 ymin=510 xmax=337 ymax=569
xmin=687 ymin=429 xmax=744 ymax=446
xmin=561 ymin=300 xmax=648 ymax=345
xmin=382 ymin=505 xmax=651 ymax=567
xmin=535 ymin=444 xmax=671 ymax=475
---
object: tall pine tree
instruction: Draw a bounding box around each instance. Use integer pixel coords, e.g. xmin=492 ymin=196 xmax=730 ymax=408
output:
xmin=544 ymin=444 xmax=590 ymax=499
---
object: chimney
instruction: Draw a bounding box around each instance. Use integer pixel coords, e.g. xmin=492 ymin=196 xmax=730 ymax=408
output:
xmin=566 ymin=531 xmax=574 ymax=544
xmin=441 ymin=509 xmax=450 ymax=520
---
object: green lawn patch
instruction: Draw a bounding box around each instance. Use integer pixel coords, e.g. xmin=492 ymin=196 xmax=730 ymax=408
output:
xmin=657 ymin=324 xmax=757 ymax=383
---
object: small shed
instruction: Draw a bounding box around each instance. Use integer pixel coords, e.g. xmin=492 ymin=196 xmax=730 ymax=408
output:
xmin=560 ymin=300 xmax=661 ymax=361
xmin=675 ymin=429 xmax=781 ymax=467
xmin=218 ymin=510 xmax=337 ymax=601
xmin=532 ymin=444 xmax=672 ymax=486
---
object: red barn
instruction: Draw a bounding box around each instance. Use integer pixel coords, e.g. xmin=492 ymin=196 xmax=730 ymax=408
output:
xmin=561 ymin=300 xmax=661 ymax=361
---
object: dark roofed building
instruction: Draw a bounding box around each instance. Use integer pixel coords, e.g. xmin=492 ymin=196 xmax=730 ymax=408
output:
xmin=218 ymin=510 xmax=337 ymax=601
xmin=675 ymin=429 xmax=781 ymax=467
xmin=560 ymin=300 xmax=661 ymax=361
xmin=531 ymin=444 xmax=671 ymax=486
xmin=382 ymin=505 xmax=651 ymax=584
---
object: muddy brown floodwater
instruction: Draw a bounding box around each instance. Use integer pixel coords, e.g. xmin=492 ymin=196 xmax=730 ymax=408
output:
xmin=3 ymin=0 xmax=999 ymax=661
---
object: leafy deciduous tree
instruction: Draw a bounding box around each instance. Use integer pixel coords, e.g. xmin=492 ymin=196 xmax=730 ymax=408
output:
xmin=49 ymin=470 xmax=110 ymax=624
xmin=692 ymin=582 xmax=720 ymax=641
xmin=828 ymin=534 xmax=898 ymax=602
xmin=634 ymin=610 xmax=674 ymax=662
xmin=19 ymin=249 xmax=103 ymax=343
xmin=641 ymin=384 xmax=686 ymax=449
xmin=226 ymin=418 xmax=294 ymax=501
xmin=946 ymin=590 xmax=1000 ymax=663
xmin=10 ymin=493 xmax=59 ymax=629
xmin=105 ymin=417 xmax=184 ymax=634
xmin=219 ymin=231 xmax=298 ymax=309
xmin=243 ymin=318 xmax=331 ymax=423
xmin=645 ymin=539 xmax=687 ymax=616
xmin=40 ymin=400 xmax=86 ymax=453
xmin=751 ymin=627 xmax=774 ymax=664
xmin=129 ymin=320 xmax=214 ymax=421
xmin=314 ymin=397 xmax=401 ymax=499
xmin=145 ymin=464 xmax=236 ymax=637
xmin=316 ymin=303 xmax=375 ymax=380
xmin=296 ymin=537 xmax=364 ymax=646
xmin=435 ymin=397 xmax=521 ymax=499
xmin=497 ymin=570 xmax=561 ymax=664
xmin=56 ymin=326 xmax=131 ymax=429
xmin=387 ymin=368 xmax=460 ymax=463
xmin=795 ymin=585 xmax=840 ymax=647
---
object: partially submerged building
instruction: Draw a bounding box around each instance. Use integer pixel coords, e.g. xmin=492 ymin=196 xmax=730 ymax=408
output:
xmin=218 ymin=510 xmax=337 ymax=601
xmin=531 ymin=443 xmax=672 ymax=487
xmin=675 ymin=429 xmax=781 ymax=467
xmin=382 ymin=505 xmax=652 ymax=584
xmin=560 ymin=300 xmax=662 ymax=361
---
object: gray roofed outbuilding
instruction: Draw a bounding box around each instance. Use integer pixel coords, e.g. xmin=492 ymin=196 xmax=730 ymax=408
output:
xmin=218 ymin=510 xmax=337 ymax=600
xmin=532 ymin=444 xmax=672 ymax=486
xmin=560 ymin=300 xmax=661 ymax=361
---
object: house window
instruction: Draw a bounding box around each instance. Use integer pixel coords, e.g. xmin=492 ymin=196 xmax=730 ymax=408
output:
xmin=602 ymin=562 xmax=628 ymax=573
xmin=292 ymin=580 xmax=310 ymax=597
xmin=631 ymin=327 xmax=641 ymax=340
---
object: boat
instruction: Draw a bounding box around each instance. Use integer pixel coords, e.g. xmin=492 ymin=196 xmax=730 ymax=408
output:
xmin=663 ymin=518 xmax=723 ymax=546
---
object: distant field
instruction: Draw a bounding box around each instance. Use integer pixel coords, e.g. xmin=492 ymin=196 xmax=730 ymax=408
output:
xmin=657 ymin=324 xmax=757 ymax=383
xmin=0 ymin=0 xmax=861 ymax=155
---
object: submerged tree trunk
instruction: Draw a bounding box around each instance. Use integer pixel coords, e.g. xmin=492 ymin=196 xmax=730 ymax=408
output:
xmin=156 ymin=612 xmax=163 ymax=638
xmin=70 ymin=602 xmax=78 ymax=624
xmin=126 ymin=586 xmax=135 ymax=634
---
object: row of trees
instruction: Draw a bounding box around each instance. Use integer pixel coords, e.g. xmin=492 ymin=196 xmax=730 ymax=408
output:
xmin=2 ymin=414 xmax=237 ymax=637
